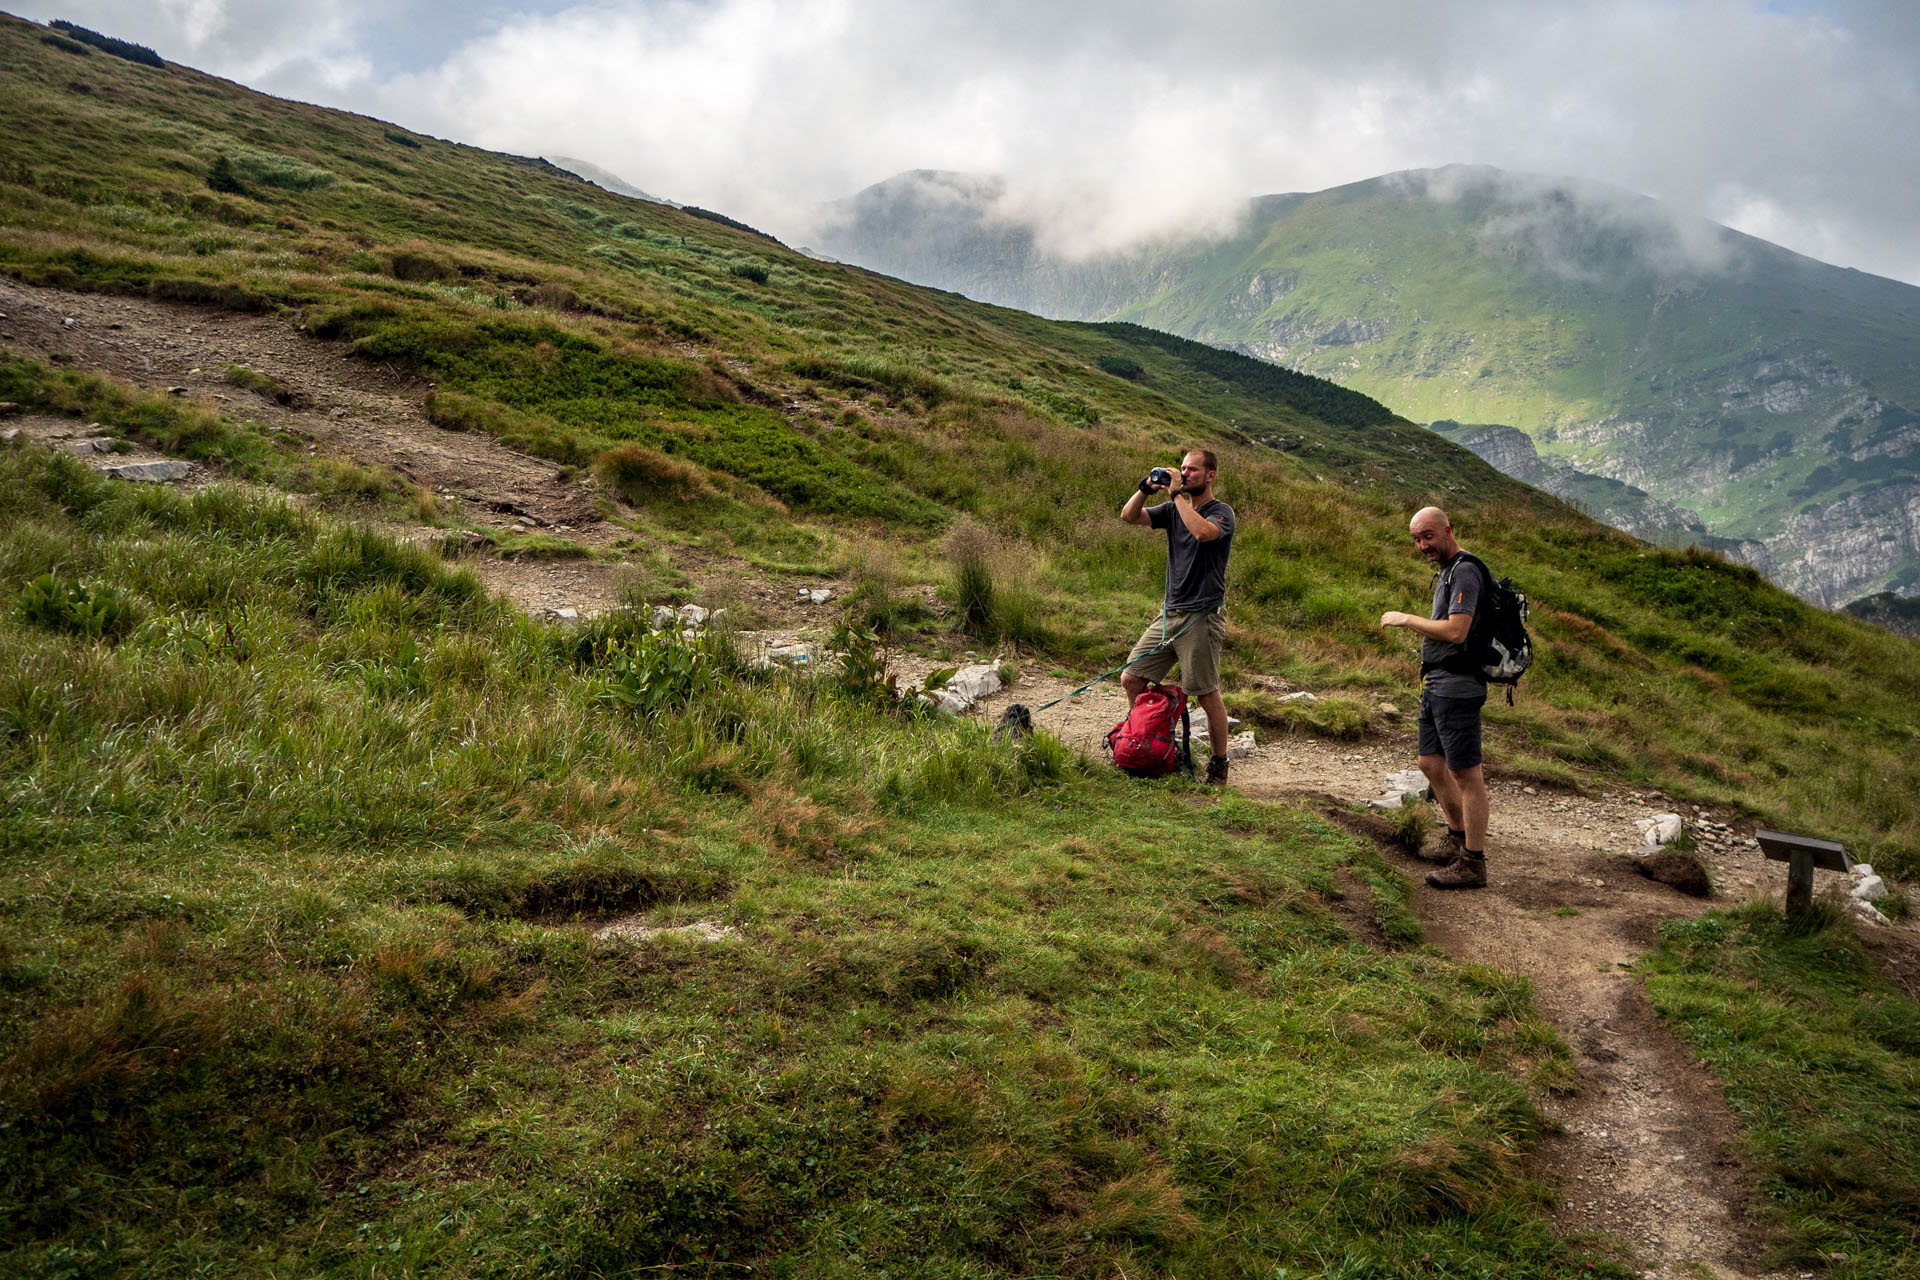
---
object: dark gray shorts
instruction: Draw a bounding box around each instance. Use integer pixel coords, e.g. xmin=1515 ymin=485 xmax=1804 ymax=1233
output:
xmin=1418 ymin=690 xmax=1486 ymax=772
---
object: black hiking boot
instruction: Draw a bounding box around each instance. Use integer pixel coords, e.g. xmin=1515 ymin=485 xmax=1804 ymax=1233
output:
xmin=1414 ymin=826 xmax=1465 ymax=865
xmin=1425 ymin=854 xmax=1487 ymax=891
xmin=1205 ymin=755 xmax=1229 ymax=785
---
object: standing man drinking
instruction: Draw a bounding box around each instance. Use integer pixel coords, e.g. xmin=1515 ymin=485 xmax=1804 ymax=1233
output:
xmin=1380 ymin=507 xmax=1490 ymax=890
xmin=1119 ymin=448 xmax=1236 ymax=784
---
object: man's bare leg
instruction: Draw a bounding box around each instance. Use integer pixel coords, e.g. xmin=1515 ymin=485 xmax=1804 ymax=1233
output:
xmin=1450 ymin=763 xmax=1489 ymax=852
xmin=1419 ymin=753 xmax=1463 ymax=828
xmin=1197 ymin=689 xmax=1229 ymax=753
xmin=1121 ymin=672 xmax=1147 ymax=706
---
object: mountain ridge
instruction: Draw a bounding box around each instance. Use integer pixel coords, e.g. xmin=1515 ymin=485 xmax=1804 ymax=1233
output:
xmin=805 ymin=165 xmax=1920 ymax=608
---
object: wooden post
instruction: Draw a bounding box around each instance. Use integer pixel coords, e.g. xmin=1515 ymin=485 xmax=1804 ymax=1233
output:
xmin=1786 ymin=849 xmax=1815 ymax=916
xmin=1756 ymin=829 xmax=1849 ymax=918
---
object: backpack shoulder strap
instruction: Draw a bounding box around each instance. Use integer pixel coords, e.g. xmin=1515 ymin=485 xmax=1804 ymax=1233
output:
xmin=1179 ymin=697 xmax=1194 ymax=779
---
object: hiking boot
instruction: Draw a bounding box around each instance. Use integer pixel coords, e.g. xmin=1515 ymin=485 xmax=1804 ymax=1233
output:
xmin=1425 ymin=855 xmax=1487 ymax=891
xmin=1414 ymin=826 xmax=1465 ymax=865
xmin=1205 ymin=755 xmax=1229 ymax=785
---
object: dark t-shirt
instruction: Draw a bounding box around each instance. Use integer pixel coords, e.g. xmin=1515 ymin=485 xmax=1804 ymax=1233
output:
xmin=1421 ymin=551 xmax=1487 ymax=698
xmin=1149 ymin=497 xmax=1236 ymax=612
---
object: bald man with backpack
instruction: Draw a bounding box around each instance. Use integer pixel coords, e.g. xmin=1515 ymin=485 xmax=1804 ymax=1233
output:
xmin=1380 ymin=507 xmax=1495 ymax=890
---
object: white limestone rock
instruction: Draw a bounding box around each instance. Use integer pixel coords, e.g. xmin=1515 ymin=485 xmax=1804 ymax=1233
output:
xmin=102 ymin=460 xmax=191 ymax=483
xmin=1636 ymin=813 xmax=1685 ymax=846
xmin=1851 ymin=874 xmax=1887 ymax=903
xmin=945 ymin=663 xmax=1004 ymax=704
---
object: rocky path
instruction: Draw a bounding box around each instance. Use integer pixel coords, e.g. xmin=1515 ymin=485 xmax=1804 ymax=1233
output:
xmin=1005 ymin=674 xmax=1807 ymax=1280
xmin=10 ymin=281 xmax=1916 ymax=1279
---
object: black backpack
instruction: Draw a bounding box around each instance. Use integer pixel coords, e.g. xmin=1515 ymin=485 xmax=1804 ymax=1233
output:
xmin=1425 ymin=551 xmax=1532 ymax=702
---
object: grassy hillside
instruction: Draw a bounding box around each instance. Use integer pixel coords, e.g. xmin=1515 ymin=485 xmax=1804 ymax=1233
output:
xmin=3 ymin=15 xmax=1920 ymax=1276
xmin=812 ymin=167 xmax=1920 ymax=607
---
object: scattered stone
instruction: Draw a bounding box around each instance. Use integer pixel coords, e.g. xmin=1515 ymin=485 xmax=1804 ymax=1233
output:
xmin=0 ymin=401 xmax=19 ymax=416
xmin=710 ymin=608 xmax=729 ymax=629
xmin=929 ymin=688 xmax=970 ymax=715
xmin=1849 ymin=899 xmax=1891 ymax=927
xmin=991 ymin=704 xmax=1033 ymax=742
xmin=757 ymin=641 xmax=812 ymax=668
xmin=1636 ymin=813 xmax=1685 ymax=846
xmin=677 ymin=603 xmax=710 ymax=627
xmin=1278 ymin=690 xmax=1318 ymax=704
xmin=1386 ymin=768 xmax=1429 ymax=795
xmin=62 ymin=316 xmax=77 ymax=327
xmin=1378 ymin=702 xmax=1401 ymax=718
xmin=1633 ymin=850 xmax=1712 ymax=898
xmin=945 ymin=662 xmax=1004 ymax=704
xmin=101 ymin=460 xmax=191 ymax=483
xmin=1224 ymin=730 xmax=1256 ymax=760
xmin=1522 ymin=786 xmax=1538 ymax=795
xmin=552 ymin=607 xmax=578 ymax=622
xmin=650 ymin=605 xmax=676 ymax=630
xmin=1 ymin=428 xmax=16 ymax=444
xmin=1851 ymin=873 xmax=1886 ymax=903
xmin=166 ymin=386 xmax=189 ymax=396
xmin=808 ymin=588 xmax=834 ymax=605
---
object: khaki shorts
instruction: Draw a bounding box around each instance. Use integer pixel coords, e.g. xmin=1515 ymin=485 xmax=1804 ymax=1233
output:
xmin=1124 ymin=610 xmax=1226 ymax=697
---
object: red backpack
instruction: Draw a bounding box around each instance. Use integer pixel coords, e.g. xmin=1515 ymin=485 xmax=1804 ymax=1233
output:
xmin=1105 ymin=682 xmax=1193 ymax=778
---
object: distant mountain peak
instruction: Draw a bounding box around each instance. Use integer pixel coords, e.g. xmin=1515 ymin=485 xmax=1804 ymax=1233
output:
xmin=546 ymin=156 xmax=678 ymax=208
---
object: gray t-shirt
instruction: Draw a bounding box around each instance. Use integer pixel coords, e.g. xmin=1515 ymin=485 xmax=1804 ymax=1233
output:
xmin=1421 ymin=551 xmax=1488 ymax=699
xmin=1149 ymin=497 xmax=1236 ymax=612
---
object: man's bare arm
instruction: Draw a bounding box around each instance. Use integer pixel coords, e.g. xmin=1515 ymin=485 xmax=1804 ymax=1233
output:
xmin=1380 ymin=610 xmax=1471 ymax=643
xmin=1173 ymin=493 xmax=1222 ymax=541
xmin=1120 ymin=488 xmax=1154 ymax=525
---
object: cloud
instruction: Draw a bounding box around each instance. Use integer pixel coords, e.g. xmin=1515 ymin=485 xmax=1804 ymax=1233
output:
xmin=23 ymin=0 xmax=1920 ymax=284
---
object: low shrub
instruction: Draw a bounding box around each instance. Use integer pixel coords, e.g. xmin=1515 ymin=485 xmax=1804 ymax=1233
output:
xmin=48 ymin=19 xmax=161 ymax=66
xmin=389 ymin=250 xmax=454 ymax=283
xmin=595 ymin=444 xmax=714 ymax=503
xmin=598 ymin=628 xmax=742 ymax=720
xmin=146 ymin=276 xmax=275 ymax=313
xmin=529 ymin=281 xmax=581 ymax=311
xmin=221 ymin=364 xmax=295 ymax=405
xmin=944 ymin=516 xmax=997 ymax=639
xmin=12 ymin=572 xmax=144 ymax=640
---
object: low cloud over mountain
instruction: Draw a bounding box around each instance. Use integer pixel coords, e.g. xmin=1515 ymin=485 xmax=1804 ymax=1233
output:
xmin=31 ymin=0 xmax=1920 ymax=286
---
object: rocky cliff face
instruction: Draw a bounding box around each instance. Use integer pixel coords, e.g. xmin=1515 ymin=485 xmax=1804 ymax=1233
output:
xmin=1745 ymin=482 xmax=1920 ymax=608
xmin=1434 ymin=422 xmax=1710 ymax=546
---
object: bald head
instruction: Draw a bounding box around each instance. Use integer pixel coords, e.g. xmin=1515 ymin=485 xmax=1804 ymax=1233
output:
xmin=1409 ymin=507 xmax=1459 ymax=564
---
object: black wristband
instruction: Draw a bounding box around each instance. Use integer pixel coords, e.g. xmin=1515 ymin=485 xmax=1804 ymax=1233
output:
xmin=1138 ymin=477 xmax=1155 ymax=494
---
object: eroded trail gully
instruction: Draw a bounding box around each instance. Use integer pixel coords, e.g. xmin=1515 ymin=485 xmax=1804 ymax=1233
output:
xmin=15 ymin=281 xmax=1913 ymax=1279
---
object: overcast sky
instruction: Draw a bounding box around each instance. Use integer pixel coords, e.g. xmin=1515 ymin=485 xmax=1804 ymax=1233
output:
xmin=27 ymin=0 xmax=1920 ymax=283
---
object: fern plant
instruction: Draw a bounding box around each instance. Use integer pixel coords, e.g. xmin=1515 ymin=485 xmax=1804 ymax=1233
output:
xmin=12 ymin=572 xmax=143 ymax=640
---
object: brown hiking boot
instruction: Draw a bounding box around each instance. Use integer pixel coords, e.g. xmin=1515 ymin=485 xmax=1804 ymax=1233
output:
xmin=1205 ymin=755 xmax=1229 ymax=785
xmin=1414 ymin=826 xmax=1465 ymax=865
xmin=1425 ymin=855 xmax=1487 ymax=890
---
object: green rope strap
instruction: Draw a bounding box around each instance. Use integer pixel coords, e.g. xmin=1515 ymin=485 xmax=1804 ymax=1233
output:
xmin=1026 ymin=602 xmax=1215 ymax=715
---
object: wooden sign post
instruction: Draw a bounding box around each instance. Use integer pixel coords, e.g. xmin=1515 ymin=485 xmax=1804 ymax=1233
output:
xmin=1755 ymin=829 xmax=1851 ymax=916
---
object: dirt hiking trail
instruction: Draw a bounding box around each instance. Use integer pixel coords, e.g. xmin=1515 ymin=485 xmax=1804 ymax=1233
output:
xmin=10 ymin=281 xmax=1918 ymax=1280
